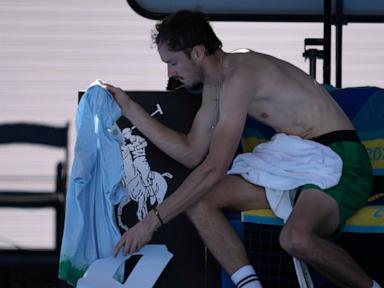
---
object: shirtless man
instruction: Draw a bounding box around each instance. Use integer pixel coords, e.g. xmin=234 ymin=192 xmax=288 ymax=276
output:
xmin=106 ymin=10 xmax=378 ymax=288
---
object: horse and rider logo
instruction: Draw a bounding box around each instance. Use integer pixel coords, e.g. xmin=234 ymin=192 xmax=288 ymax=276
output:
xmin=116 ymin=104 xmax=173 ymax=230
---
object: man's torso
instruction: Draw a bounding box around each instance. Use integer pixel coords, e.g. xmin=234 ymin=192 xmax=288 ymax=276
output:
xmin=203 ymin=50 xmax=354 ymax=140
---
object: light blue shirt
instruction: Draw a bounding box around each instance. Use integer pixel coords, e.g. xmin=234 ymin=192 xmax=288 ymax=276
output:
xmin=59 ymin=81 xmax=125 ymax=286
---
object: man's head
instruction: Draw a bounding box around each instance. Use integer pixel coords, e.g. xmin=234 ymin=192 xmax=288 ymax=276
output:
xmin=152 ymin=10 xmax=222 ymax=90
xmin=152 ymin=10 xmax=222 ymax=57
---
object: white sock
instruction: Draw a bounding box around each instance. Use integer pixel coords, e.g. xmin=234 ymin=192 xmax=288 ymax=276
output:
xmin=372 ymin=280 xmax=382 ymax=288
xmin=230 ymin=265 xmax=263 ymax=288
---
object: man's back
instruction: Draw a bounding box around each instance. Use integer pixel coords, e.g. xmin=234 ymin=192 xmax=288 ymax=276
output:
xmin=223 ymin=50 xmax=354 ymax=139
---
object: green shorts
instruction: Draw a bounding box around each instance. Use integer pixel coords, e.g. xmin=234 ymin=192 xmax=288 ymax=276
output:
xmin=298 ymin=130 xmax=373 ymax=237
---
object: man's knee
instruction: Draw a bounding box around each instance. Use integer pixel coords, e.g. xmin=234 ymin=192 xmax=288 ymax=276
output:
xmin=279 ymin=224 xmax=313 ymax=261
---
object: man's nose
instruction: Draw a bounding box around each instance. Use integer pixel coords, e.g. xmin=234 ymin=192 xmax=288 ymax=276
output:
xmin=168 ymin=66 xmax=176 ymax=78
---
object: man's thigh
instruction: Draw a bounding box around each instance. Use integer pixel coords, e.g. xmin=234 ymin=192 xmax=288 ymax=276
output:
xmin=287 ymin=188 xmax=340 ymax=237
xmin=202 ymin=175 xmax=270 ymax=211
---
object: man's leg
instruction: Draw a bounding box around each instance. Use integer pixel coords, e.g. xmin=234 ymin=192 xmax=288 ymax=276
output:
xmin=279 ymin=188 xmax=374 ymax=288
xmin=186 ymin=175 xmax=269 ymax=287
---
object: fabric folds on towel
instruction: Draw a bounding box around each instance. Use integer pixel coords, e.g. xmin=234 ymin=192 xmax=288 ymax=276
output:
xmin=59 ymin=80 xmax=126 ymax=286
xmin=228 ymin=133 xmax=343 ymax=220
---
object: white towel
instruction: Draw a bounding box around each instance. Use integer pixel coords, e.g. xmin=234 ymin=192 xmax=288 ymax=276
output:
xmin=228 ymin=133 xmax=343 ymax=220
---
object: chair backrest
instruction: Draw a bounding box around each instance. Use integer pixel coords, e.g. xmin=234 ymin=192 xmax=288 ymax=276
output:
xmin=0 ymin=123 xmax=68 ymax=148
xmin=0 ymin=122 xmax=69 ymax=251
xmin=0 ymin=122 xmax=69 ymax=190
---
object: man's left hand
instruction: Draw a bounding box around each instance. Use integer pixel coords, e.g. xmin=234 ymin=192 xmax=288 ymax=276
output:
xmin=113 ymin=217 xmax=155 ymax=256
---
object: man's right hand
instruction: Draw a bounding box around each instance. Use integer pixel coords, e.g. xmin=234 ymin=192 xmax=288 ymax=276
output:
xmin=103 ymin=83 xmax=132 ymax=114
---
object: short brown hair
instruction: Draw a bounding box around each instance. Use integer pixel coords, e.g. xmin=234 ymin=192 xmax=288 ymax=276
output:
xmin=152 ymin=10 xmax=222 ymax=57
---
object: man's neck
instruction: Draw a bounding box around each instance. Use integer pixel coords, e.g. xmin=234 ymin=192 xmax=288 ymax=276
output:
xmin=202 ymin=50 xmax=225 ymax=86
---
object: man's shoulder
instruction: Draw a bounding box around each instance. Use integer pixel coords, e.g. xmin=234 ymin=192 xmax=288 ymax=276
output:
xmin=224 ymin=59 xmax=259 ymax=89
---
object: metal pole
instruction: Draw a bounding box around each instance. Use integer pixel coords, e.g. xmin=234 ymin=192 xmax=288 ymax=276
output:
xmin=323 ymin=0 xmax=332 ymax=85
xmin=309 ymin=53 xmax=317 ymax=79
xmin=335 ymin=0 xmax=344 ymax=88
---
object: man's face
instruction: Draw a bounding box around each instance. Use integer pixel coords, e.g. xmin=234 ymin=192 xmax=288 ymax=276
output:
xmin=158 ymin=42 xmax=203 ymax=90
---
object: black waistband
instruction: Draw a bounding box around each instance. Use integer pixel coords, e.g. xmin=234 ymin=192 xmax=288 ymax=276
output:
xmin=310 ymin=130 xmax=360 ymax=145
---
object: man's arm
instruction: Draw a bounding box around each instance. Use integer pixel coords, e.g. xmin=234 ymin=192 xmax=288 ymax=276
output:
xmin=105 ymin=84 xmax=212 ymax=168
xmin=152 ymin=73 xmax=250 ymax=223
xmin=113 ymin=74 xmax=251 ymax=255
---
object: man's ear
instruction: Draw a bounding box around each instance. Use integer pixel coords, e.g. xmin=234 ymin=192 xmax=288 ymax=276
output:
xmin=191 ymin=45 xmax=206 ymax=62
